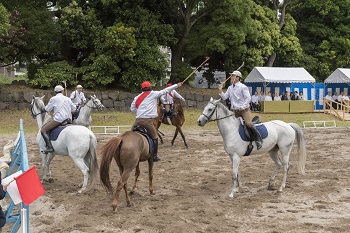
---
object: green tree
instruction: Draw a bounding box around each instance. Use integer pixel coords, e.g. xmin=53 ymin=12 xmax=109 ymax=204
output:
xmin=0 ymin=4 xmax=10 ymax=37
xmin=289 ymin=0 xmax=350 ymax=81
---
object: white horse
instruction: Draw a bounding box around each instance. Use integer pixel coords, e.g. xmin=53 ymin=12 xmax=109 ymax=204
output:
xmin=73 ymin=94 xmax=104 ymax=128
xmin=197 ymin=98 xmax=307 ymax=198
xmin=31 ymin=96 xmax=99 ymax=193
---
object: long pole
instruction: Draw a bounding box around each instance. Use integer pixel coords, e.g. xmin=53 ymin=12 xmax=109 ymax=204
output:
xmin=63 ymin=81 xmax=68 ymax=96
xmin=221 ymin=62 xmax=245 ymax=85
xmin=181 ymin=57 xmax=210 ymax=84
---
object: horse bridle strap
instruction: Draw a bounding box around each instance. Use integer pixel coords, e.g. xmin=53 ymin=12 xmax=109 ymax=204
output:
xmin=31 ymin=99 xmax=46 ymax=118
xmin=200 ymin=102 xmax=234 ymax=122
xmin=86 ymin=99 xmax=102 ymax=109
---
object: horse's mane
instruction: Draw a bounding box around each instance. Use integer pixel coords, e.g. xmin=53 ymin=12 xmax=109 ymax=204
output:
xmin=217 ymin=101 xmax=234 ymax=116
xmin=43 ymin=113 xmax=52 ymax=125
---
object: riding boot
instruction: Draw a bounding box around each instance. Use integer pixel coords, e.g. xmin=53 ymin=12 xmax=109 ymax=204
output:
xmin=152 ymin=138 xmax=160 ymax=162
xmin=41 ymin=131 xmax=54 ymax=154
xmin=249 ymin=125 xmax=263 ymax=150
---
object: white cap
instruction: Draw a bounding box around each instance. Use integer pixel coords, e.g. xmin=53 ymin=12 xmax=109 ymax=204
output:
xmin=230 ymin=70 xmax=242 ymax=78
xmin=76 ymin=84 xmax=83 ymax=89
xmin=54 ymin=85 xmax=64 ymax=92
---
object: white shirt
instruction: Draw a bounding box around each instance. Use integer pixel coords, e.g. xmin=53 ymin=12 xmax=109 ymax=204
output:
xmin=274 ymin=96 xmax=281 ymax=101
xmin=219 ymin=82 xmax=251 ymax=110
xmin=259 ymin=95 xmax=265 ymax=101
xmin=325 ymin=95 xmax=333 ymax=101
xmin=332 ymin=95 xmax=338 ymax=101
xmin=343 ymin=95 xmax=349 ymax=101
xmin=251 ymin=95 xmax=259 ymax=104
xmin=70 ymin=90 xmax=86 ymax=106
xmin=264 ymin=96 xmax=272 ymax=101
xmin=45 ymin=93 xmax=76 ymax=122
xmin=337 ymin=95 xmax=343 ymax=102
xmin=160 ymin=90 xmax=185 ymax=104
xmin=131 ymin=84 xmax=179 ymax=118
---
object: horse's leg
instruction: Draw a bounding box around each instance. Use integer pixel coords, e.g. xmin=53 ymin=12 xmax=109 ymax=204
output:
xmin=157 ymin=122 xmax=164 ymax=144
xmin=148 ymin=158 xmax=154 ymax=195
xmin=46 ymin=152 xmax=55 ymax=183
xmin=130 ymin=163 xmax=140 ymax=195
xmin=177 ymin=126 xmax=188 ymax=148
xmin=278 ymin=145 xmax=293 ymax=192
xmin=71 ymin=157 xmax=89 ymax=193
xmin=41 ymin=152 xmax=48 ymax=182
xmin=267 ymin=146 xmax=282 ymax=190
xmin=229 ymin=154 xmax=241 ymax=198
xmin=112 ymin=169 xmax=132 ymax=211
xmin=171 ymin=128 xmax=179 ymax=147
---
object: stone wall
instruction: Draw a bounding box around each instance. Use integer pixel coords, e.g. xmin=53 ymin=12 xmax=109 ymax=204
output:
xmin=0 ymin=89 xmax=215 ymax=111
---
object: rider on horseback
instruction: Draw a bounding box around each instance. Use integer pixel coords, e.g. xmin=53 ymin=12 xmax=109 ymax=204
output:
xmin=131 ymin=81 xmax=183 ymax=162
xmin=70 ymin=84 xmax=86 ymax=120
xmin=160 ymin=83 xmax=185 ymax=119
xmin=41 ymin=85 xmax=76 ymax=153
xmin=218 ymin=71 xmax=263 ymax=149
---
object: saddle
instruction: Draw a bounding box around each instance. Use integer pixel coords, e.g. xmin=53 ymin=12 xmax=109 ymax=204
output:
xmin=238 ymin=116 xmax=268 ymax=156
xmin=49 ymin=119 xmax=72 ymax=141
xmin=132 ymin=125 xmax=153 ymax=154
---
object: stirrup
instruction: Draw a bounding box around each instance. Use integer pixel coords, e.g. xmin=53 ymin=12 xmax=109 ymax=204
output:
xmin=44 ymin=147 xmax=54 ymax=154
xmin=256 ymin=141 xmax=262 ymax=150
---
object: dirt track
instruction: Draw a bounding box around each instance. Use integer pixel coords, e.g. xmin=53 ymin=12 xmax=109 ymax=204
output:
xmin=1 ymin=127 xmax=350 ymax=233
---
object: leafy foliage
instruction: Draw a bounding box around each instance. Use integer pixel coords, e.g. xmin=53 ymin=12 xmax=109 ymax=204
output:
xmin=0 ymin=4 xmax=10 ymax=37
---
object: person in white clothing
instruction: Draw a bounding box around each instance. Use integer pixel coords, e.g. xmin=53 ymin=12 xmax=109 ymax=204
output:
xmin=251 ymin=91 xmax=260 ymax=111
xmin=337 ymin=92 xmax=344 ymax=102
xmin=325 ymin=91 xmax=333 ymax=109
xmin=130 ymin=81 xmax=183 ymax=162
xmin=274 ymin=93 xmax=281 ymax=101
xmin=160 ymin=83 xmax=185 ymax=118
xmin=41 ymin=85 xmax=76 ymax=153
xmin=218 ymin=70 xmax=262 ymax=149
xmin=342 ymin=92 xmax=349 ymax=101
xmin=264 ymin=91 xmax=273 ymax=101
xmin=70 ymin=84 xmax=86 ymax=107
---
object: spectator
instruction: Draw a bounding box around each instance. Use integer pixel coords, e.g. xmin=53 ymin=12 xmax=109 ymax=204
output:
xmin=299 ymin=91 xmax=305 ymax=100
xmin=337 ymin=92 xmax=344 ymax=103
xmin=251 ymin=91 xmax=260 ymax=111
xmin=325 ymin=91 xmax=333 ymax=109
xmin=332 ymin=92 xmax=338 ymax=102
xmin=264 ymin=91 xmax=273 ymax=101
xmin=281 ymin=91 xmax=287 ymax=100
xmin=274 ymin=93 xmax=281 ymax=101
xmin=291 ymin=91 xmax=299 ymax=100
xmin=259 ymin=91 xmax=265 ymax=102
xmin=342 ymin=92 xmax=349 ymax=101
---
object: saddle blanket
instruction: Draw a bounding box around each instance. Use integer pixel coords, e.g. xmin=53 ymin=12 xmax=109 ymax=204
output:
xmin=49 ymin=125 xmax=70 ymax=141
xmin=238 ymin=124 xmax=268 ymax=142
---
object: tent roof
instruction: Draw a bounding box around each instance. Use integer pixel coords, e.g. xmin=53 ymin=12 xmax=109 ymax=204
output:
xmin=324 ymin=68 xmax=350 ymax=83
xmin=245 ymin=67 xmax=315 ymax=83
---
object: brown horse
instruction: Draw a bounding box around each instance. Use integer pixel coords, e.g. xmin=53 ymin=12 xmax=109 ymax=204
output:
xmin=156 ymin=101 xmax=188 ymax=148
xmin=99 ymin=131 xmax=154 ymax=211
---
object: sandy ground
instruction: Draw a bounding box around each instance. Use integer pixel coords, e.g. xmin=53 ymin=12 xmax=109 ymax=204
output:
xmin=1 ymin=127 xmax=350 ymax=233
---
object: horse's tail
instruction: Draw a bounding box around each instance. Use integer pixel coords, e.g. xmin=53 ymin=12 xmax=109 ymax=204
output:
xmin=100 ymin=137 xmax=122 ymax=193
xmin=289 ymin=123 xmax=307 ymax=175
xmin=85 ymin=134 xmax=99 ymax=189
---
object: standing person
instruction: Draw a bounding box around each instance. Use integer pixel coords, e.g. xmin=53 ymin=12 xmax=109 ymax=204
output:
xmin=299 ymin=91 xmax=305 ymax=100
xmin=332 ymin=92 xmax=338 ymax=102
xmin=70 ymin=84 xmax=86 ymax=108
xmin=131 ymin=81 xmax=183 ymax=162
xmin=259 ymin=90 xmax=265 ymax=102
xmin=251 ymin=91 xmax=260 ymax=111
xmin=160 ymin=83 xmax=185 ymax=118
xmin=325 ymin=91 xmax=333 ymax=109
xmin=41 ymin=85 xmax=76 ymax=153
xmin=218 ymin=71 xmax=262 ymax=149
xmin=274 ymin=93 xmax=281 ymax=101
xmin=264 ymin=91 xmax=273 ymax=101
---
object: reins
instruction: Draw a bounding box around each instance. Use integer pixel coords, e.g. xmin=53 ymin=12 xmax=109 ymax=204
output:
xmin=86 ymin=98 xmax=103 ymax=109
xmin=200 ymin=102 xmax=235 ymax=122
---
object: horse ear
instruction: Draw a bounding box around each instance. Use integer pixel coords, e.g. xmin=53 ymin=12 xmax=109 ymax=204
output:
xmin=32 ymin=95 xmax=36 ymax=99
xmin=210 ymin=97 xmax=213 ymax=102
xmin=41 ymin=95 xmax=45 ymax=100
xmin=87 ymin=95 xmax=91 ymax=99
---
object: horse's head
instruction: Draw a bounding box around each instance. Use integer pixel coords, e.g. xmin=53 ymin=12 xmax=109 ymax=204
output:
xmin=31 ymin=95 xmax=46 ymax=119
xmin=197 ymin=97 xmax=221 ymax=126
xmin=89 ymin=94 xmax=105 ymax=110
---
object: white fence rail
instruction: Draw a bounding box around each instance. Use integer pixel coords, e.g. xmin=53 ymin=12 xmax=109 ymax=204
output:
xmin=90 ymin=125 xmax=131 ymax=135
xmin=303 ymin=120 xmax=336 ymax=128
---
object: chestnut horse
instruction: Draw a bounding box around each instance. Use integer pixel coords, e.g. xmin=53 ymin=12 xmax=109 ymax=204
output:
xmin=100 ymin=131 xmax=154 ymax=211
xmin=156 ymin=101 xmax=188 ymax=148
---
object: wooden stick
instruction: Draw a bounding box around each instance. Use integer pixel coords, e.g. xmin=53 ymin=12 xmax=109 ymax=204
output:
xmin=182 ymin=57 xmax=210 ymax=84
xmin=63 ymin=81 xmax=68 ymax=96
xmin=221 ymin=61 xmax=245 ymax=85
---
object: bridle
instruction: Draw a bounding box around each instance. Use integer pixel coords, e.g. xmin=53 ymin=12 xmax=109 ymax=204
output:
xmin=200 ymin=102 xmax=234 ymax=122
xmin=31 ymin=98 xmax=45 ymax=119
xmin=86 ymin=97 xmax=104 ymax=110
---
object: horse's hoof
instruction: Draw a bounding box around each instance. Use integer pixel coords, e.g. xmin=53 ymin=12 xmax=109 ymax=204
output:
xmin=129 ymin=190 xmax=135 ymax=195
xmin=127 ymin=202 xmax=132 ymax=207
xmin=229 ymin=193 xmax=234 ymax=198
xmin=112 ymin=205 xmax=117 ymax=212
xmin=48 ymin=178 xmax=54 ymax=183
xmin=78 ymin=187 xmax=86 ymax=194
xmin=267 ymin=185 xmax=275 ymax=190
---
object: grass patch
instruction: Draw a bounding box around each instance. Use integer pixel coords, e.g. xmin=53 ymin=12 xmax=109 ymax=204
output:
xmin=1 ymin=108 xmax=349 ymax=135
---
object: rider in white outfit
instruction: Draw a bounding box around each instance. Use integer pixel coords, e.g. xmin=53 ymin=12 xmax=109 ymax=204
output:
xmin=160 ymin=83 xmax=185 ymax=118
xmin=70 ymin=84 xmax=86 ymax=107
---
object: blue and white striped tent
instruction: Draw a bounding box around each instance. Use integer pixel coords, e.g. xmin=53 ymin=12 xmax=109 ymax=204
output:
xmin=244 ymin=67 xmax=324 ymax=110
xmin=324 ymin=68 xmax=350 ymax=96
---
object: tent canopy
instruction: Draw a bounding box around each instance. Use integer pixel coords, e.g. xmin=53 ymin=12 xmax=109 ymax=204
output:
xmin=245 ymin=67 xmax=315 ymax=83
xmin=324 ymin=68 xmax=350 ymax=83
